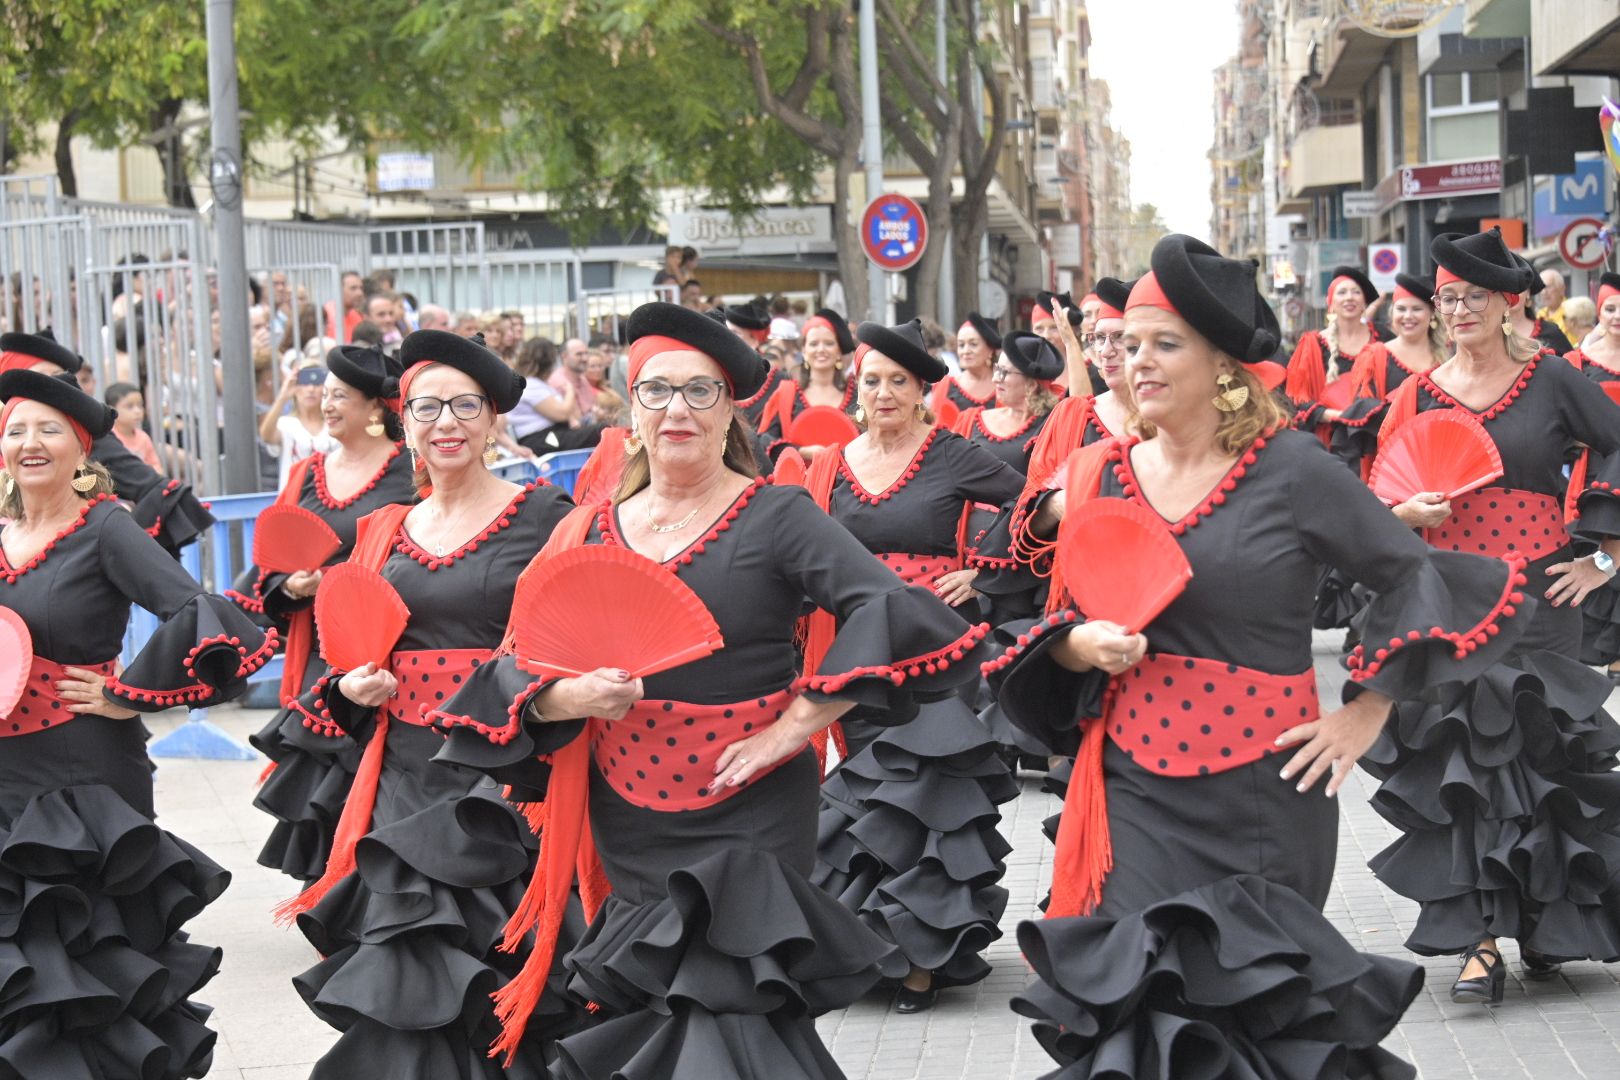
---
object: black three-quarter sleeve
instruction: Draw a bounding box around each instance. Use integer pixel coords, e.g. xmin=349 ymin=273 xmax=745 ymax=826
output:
xmin=940 ymin=431 xmax=1025 ymax=507
xmin=95 ymin=506 xmax=276 ymax=710
xmin=1286 ymin=441 xmax=1530 ymax=700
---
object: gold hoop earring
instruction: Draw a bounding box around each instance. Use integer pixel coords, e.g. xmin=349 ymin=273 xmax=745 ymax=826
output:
xmin=71 ymin=463 xmax=98 ymax=493
xmin=483 ymin=435 xmax=500 ymax=466
xmin=1212 ymin=372 xmax=1249 ymax=413
xmin=853 ymin=404 xmax=867 ymax=425
xmin=365 ymin=415 xmax=386 ymax=438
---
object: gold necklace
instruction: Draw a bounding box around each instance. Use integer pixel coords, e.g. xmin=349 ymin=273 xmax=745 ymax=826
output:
xmin=645 ymin=485 xmax=719 ymax=534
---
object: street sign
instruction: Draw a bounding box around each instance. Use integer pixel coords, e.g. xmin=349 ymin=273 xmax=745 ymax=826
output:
xmin=1559 ymin=216 xmax=1607 ymax=270
xmin=1342 ymin=191 xmax=1380 ymax=218
xmin=861 ymin=194 xmax=928 ymax=272
xmin=1367 ymin=244 xmax=1402 ymax=292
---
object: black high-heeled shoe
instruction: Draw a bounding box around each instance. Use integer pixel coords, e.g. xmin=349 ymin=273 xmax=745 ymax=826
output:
xmin=893 ymin=983 xmax=938 ymax=1014
xmin=1520 ymin=948 xmax=1563 ymax=981
xmin=1451 ymin=945 xmax=1505 ymax=1004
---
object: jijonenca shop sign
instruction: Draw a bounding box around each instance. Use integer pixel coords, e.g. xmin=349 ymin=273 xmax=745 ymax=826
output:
xmin=667 ymin=208 xmax=834 ymax=254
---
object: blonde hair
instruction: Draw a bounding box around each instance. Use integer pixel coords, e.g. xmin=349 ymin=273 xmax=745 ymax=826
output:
xmin=0 ymin=459 xmax=115 ymax=520
xmin=1505 ymin=323 xmax=1542 ymax=363
xmin=1125 ymin=360 xmax=1290 ymax=456
xmin=1025 ymin=381 xmax=1058 ymax=418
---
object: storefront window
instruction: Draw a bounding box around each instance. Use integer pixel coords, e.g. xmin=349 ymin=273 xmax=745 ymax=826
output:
xmin=1427 ymin=72 xmax=1500 ymax=162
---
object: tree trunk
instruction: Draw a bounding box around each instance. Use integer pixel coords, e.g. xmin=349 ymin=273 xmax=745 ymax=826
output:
xmin=952 ymin=197 xmax=986 ymax=320
xmin=54 ymin=109 xmax=81 ymax=198
xmin=149 ymin=99 xmax=197 ymax=209
xmin=831 ymin=146 xmax=868 ymax=321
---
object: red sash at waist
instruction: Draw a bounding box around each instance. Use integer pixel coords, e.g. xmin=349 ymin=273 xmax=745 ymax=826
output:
xmin=1108 ymin=654 xmax=1316 ymax=777
xmin=3 ymin=657 xmax=119 ymax=737
xmin=1427 ymin=488 xmax=1568 ymax=561
xmin=876 ymin=551 xmax=961 ymax=586
xmin=1051 ymin=652 xmax=1319 ymax=920
xmin=384 ymin=649 xmax=488 ymax=727
xmin=591 ymin=688 xmax=796 ymax=811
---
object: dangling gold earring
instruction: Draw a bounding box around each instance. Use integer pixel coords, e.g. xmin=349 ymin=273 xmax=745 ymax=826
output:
xmin=1212 ymin=372 xmax=1249 ymax=413
xmin=853 ymin=404 xmax=867 ymax=425
xmin=365 ymin=414 xmax=386 ymax=438
xmin=483 ymin=435 xmax=500 ymax=466
xmin=624 ymin=427 xmax=643 ymax=455
xmin=834 ymin=360 xmax=844 ymax=371
xmin=406 ymin=443 xmax=420 ymax=471
xmin=1502 ymin=312 xmax=1514 ymax=339
xmin=0 ymin=471 xmax=14 ymax=500
xmin=71 ymin=462 xmax=98 ymax=493
xmin=720 ymin=428 xmax=730 ymax=459
xmin=914 ymin=401 xmax=928 ymax=422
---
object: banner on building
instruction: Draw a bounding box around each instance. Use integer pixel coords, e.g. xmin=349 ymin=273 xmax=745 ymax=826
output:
xmin=668 ymin=207 xmax=833 ymax=255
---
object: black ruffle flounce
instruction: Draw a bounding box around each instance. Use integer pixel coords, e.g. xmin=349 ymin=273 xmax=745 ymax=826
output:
xmin=0 ymin=784 xmax=229 ymax=1079
xmin=1361 ymin=650 xmax=1620 ymax=961
xmin=130 ymin=481 xmax=215 ymax=558
xmin=291 ymin=784 xmax=586 ymax=1078
xmin=1013 ymin=874 xmax=1421 ymax=1080
xmin=1312 ymin=565 xmax=1366 ymax=632
xmin=249 ymin=684 xmax=362 ymax=883
xmin=812 ymin=697 xmax=1017 ymax=988
xmin=554 ymin=847 xmax=901 ymax=1080
xmin=1579 ymin=580 xmax=1620 ymax=666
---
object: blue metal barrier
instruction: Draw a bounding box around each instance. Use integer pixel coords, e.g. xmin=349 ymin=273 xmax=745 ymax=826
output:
xmin=533 ymin=448 xmax=593 ymax=496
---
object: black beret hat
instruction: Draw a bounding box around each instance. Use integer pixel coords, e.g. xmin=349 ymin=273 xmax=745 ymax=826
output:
xmin=626 ymin=301 xmax=769 ymax=399
xmin=0 ymin=329 xmax=82 ymax=375
xmin=722 ymin=302 xmax=771 ymax=332
xmin=813 ymin=308 xmax=857 ymax=354
xmin=1431 ymin=227 xmax=1535 ymax=293
xmin=326 ymin=343 xmax=405 ymax=402
xmin=398 ymin=330 xmax=525 ymax=413
xmin=1393 ymin=273 xmax=1435 ymax=304
xmin=857 ymin=318 xmax=949 ymax=383
xmin=1001 ymin=331 xmax=1065 ymax=381
xmin=1326 ymin=265 xmax=1378 ymax=304
xmin=1600 ymin=272 xmax=1620 ymax=295
xmin=960 ymin=312 xmax=1002 ymax=350
xmin=1093 ymin=277 xmax=1133 ymax=315
xmin=0 ymin=369 xmax=115 ymax=438
xmin=702 ymin=307 xmax=728 ymax=325
xmin=1145 ymin=234 xmax=1280 ymax=363
xmin=1037 ymin=291 xmax=1084 ymax=328
xmin=1511 ymin=254 xmax=1544 ymax=296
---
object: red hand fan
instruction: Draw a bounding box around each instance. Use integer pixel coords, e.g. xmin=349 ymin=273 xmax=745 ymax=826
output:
xmin=1602 ymin=382 xmax=1620 ymax=407
xmin=787 ymin=406 xmax=859 ymax=449
xmin=1246 ymin=360 xmax=1287 ymax=393
xmin=511 ymin=545 xmax=724 ymax=680
xmin=254 ymin=504 xmax=342 ymax=574
xmin=315 ymin=562 xmax=411 ymax=671
xmin=933 ymin=398 xmax=960 ymax=431
xmin=773 ymin=447 xmax=808 ymax=487
xmin=1369 ymin=409 xmax=1503 ymax=505
xmin=1317 ymin=376 xmax=1357 ymax=412
xmin=0 ymin=607 xmax=32 ymax=719
xmin=1057 ymin=498 xmax=1192 ymax=634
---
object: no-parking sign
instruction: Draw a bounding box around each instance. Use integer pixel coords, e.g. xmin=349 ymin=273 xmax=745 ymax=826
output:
xmin=1367 ymin=244 xmax=1402 ymax=293
xmin=861 ymin=194 xmax=928 ymax=272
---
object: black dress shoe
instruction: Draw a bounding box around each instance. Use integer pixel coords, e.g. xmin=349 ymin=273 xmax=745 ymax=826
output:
xmin=1451 ymin=946 xmax=1505 ymax=1004
xmin=1521 ymin=948 xmax=1563 ymax=980
xmin=893 ymin=984 xmax=938 ymax=1013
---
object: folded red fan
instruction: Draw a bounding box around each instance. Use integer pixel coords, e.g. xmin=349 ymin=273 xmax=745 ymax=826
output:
xmin=1057 ymin=497 xmax=1192 ymax=634
xmin=254 ymin=504 xmax=343 ymax=574
xmin=315 ymin=562 xmax=411 ymax=672
xmin=1317 ymin=376 xmax=1357 ymax=412
xmin=787 ymin=406 xmax=859 ymax=449
xmin=0 ymin=607 xmax=32 ymax=718
xmin=933 ymin=396 xmax=960 ymax=430
xmin=773 ymin=447 xmax=808 ymax=487
xmin=1369 ymin=409 xmax=1503 ymax=506
xmin=1246 ymin=360 xmax=1287 ymax=393
xmin=1603 ymin=383 xmax=1620 ymax=407
xmin=512 ymin=545 xmax=724 ymax=681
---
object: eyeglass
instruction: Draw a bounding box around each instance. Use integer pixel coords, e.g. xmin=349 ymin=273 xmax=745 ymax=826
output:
xmin=405 ymin=393 xmax=490 ymax=422
xmin=633 ymin=378 xmax=727 ymax=410
xmin=1083 ymin=331 xmax=1126 ymax=350
xmin=1432 ymin=290 xmax=1493 ymax=314
xmin=991 ymin=365 xmax=1020 ymax=381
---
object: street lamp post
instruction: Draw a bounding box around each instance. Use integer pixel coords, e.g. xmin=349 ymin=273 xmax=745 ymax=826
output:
xmin=859 ymin=0 xmax=886 ymax=323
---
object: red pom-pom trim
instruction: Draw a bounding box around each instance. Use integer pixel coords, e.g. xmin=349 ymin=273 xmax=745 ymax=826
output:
xmin=1346 ymin=553 xmax=1528 ymax=679
xmin=794 ymin=620 xmax=990 ymax=693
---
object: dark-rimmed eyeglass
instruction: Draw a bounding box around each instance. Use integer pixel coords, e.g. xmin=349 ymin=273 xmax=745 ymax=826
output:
xmin=633 ymin=378 xmax=727 ymax=410
xmin=1083 ymin=331 xmax=1126 ymax=350
xmin=991 ymin=364 xmax=1020 ymax=381
xmin=1432 ymin=290 xmax=1492 ymax=314
xmin=405 ymin=393 xmax=490 ymax=422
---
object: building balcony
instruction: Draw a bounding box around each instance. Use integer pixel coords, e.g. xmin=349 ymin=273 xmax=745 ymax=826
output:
xmin=1287 ymin=123 xmax=1362 ymax=199
xmin=1311 ymin=17 xmax=1393 ymax=97
xmin=1528 ymin=0 xmax=1620 ymax=75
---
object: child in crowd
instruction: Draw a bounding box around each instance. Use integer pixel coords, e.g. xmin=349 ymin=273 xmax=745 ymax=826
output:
xmin=105 ymin=381 xmax=165 ymax=473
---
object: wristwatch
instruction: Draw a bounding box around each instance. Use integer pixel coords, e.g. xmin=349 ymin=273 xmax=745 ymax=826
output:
xmin=1593 ymin=550 xmax=1616 ymax=577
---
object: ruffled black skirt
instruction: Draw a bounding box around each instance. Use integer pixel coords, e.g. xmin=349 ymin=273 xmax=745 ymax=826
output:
xmin=249 ymin=661 xmax=362 ymax=884
xmin=1579 ymin=577 xmax=1620 ymax=667
xmin=290 ymin=724 xmax=587 ymax=1078
xmin=0 ymin=782 xmax=229 ymax=1079
xmin=812 ymin=696 xmax=1018 ymax=989
xmin=1014 ymin=875 xmax=1422 ymax=1079
xmin=1361 ymin=649 xmax=1620 ymax=961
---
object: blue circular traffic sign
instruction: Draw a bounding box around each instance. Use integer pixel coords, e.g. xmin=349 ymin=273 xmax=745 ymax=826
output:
xmin=861 ymin=194 xmax=928 ymax=272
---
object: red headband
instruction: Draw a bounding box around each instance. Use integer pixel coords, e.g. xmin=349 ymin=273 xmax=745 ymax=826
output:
xmin=398 ymin=360 xmax=435 ymax=406
xmin=1327 ymin=275 xmax=1359 ymax=303
xmin=1080 ymin=293 xmax=1100 ymax=307
xmin=1600 ymin=284 xmax=1620 ymax=307
xmin=1435 ymin=266 xmax=1518 ymax=308
xmin=802 ymin=316 xmax=839 ymax=347
xmin=1124 ymin=272 xmax=1179 ymax=316
xmin=1031 ymin=305 xmax=1054 ymax=325
xmin=0 ymin=398 xmax=93 ymax=468
xmin=626 ymin=335 xmax=733 ymax=392
xmin=1391 ymin=284 xmax=1428 ymax=306
xmin=1094 ymin=301 xmax=1125 ymax=322
xmin=0 ymin=352 xmax=42 ymax=375
xmin=729 ymin=323 xmax=768 ymax=347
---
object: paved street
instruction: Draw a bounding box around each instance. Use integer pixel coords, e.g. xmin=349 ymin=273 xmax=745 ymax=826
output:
xmin=159 ymin=633 xmax=1620 ymax=1079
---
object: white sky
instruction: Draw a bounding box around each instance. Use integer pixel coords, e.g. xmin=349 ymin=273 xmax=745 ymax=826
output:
xmin=1085 ymin=0 xmax=1242 ymax=239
